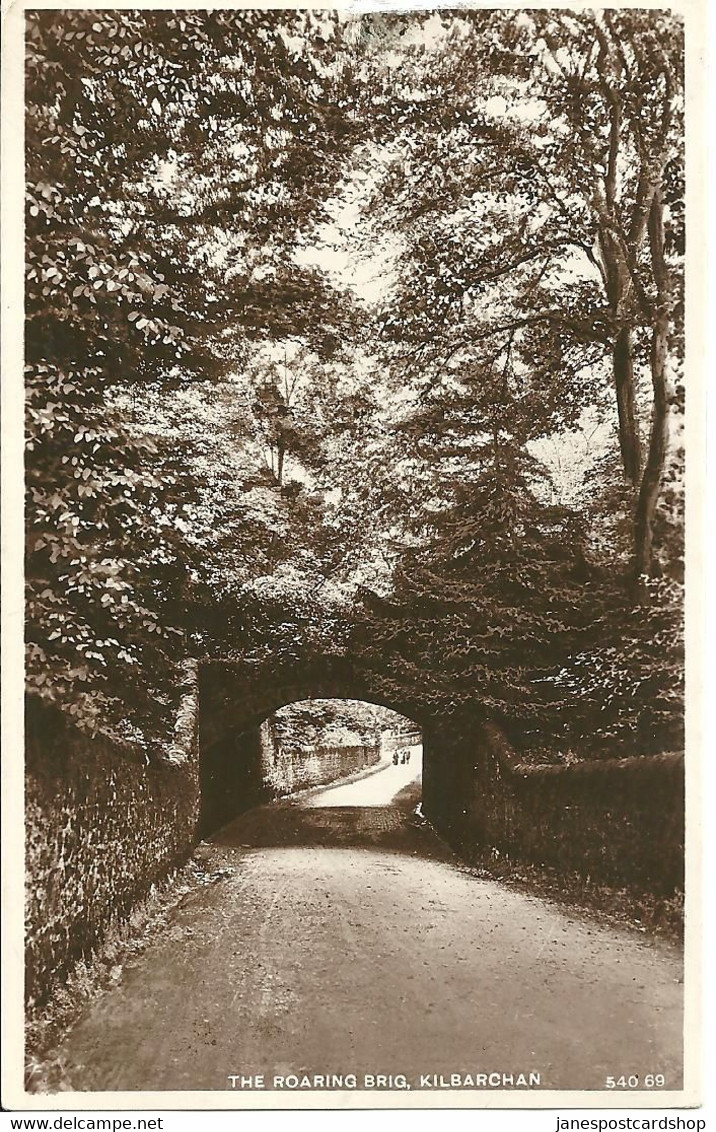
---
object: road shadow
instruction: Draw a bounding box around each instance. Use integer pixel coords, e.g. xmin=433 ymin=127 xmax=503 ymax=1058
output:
xmin=209 ymin=778 xmax=455 ymax=862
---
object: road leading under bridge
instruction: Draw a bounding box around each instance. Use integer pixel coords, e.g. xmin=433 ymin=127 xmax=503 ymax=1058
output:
xmin=41 ymin=749 xmax=683 ymax=1095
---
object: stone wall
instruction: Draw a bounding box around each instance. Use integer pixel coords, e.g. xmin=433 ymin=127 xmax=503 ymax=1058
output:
xmin=423 ymin=719 xmax=684 ymax=894
xmin=259 ymin=723 xmax=381 ymax=797
xmin=25 ymin=688 xmax=200 ymax=1011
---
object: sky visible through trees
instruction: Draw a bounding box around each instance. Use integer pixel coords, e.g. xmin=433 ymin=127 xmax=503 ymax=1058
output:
xmin=24 ymin=9 xmax=685 ymax=760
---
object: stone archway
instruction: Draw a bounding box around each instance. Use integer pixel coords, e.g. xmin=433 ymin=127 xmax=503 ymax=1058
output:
xmin=197 ymin=656 xmax=431 ymax=837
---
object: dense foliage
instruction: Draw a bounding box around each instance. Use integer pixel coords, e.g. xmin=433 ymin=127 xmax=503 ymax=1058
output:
xmin=25 ymin=10 xmax=685 ymax=759
xmin=25 ymin=10 xmax=360 ymax=748
xmin=268 ymin=700 xmax=416 ymax=757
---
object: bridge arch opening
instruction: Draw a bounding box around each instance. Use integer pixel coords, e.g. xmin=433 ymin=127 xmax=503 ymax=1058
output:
xmin=197 ymin=680 xmax=425 ymax=838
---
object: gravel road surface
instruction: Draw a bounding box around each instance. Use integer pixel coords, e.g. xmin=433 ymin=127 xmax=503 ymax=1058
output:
xmin=44 ymin=750 xmax=683 ymax=1095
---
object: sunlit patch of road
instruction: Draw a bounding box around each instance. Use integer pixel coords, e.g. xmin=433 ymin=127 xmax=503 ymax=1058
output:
xmin=306 ymin=746 xmax=422 ymax=808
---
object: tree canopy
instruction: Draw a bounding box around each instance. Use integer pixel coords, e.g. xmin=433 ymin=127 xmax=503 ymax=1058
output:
xmin=25 ymin=9 xmax=685 ymax=759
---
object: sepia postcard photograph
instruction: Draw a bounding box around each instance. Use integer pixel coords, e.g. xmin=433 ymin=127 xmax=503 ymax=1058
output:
xmin=0 ymin=0 xmax=707 ymax=1114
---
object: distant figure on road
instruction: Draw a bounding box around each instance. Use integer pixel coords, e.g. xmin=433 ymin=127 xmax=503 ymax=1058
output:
xmin=406 ymin=749 xmax=411 ymax=764
xmin=392 ymin=750 xmax=399 ymax=765
xmin=400 ymin=751 xmax=406 ymax=764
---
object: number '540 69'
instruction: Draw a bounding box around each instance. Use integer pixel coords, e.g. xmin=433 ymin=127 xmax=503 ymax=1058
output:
xmin=605 ymin=1075 xmax=666 ymax=1089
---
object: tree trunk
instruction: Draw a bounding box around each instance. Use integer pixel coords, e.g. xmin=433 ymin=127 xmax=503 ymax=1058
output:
xmin=598 ymin=228 xmax=643 ymax=488
xmin=633 ymin=189 xmax=671 ymax=592
xmin=633 ymin=319 xmax=669 ymax=589
xmin=613 ymin=325 xmax=642 ymax=486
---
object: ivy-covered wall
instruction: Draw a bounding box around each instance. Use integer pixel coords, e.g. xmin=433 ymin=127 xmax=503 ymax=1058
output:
xmin=25 ymin=698 xmax=201 ymax=1011
xmin=423 ymin=719 xmax=684 ymax=894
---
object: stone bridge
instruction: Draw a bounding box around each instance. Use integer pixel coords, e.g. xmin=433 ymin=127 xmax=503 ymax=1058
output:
xmin=198 ymin=652 xmax=683 ymax=886
xmin=25 ymin=648 xmax=684 ymax=1010
xmin=198 ymin=653 xmax=437 ymax=836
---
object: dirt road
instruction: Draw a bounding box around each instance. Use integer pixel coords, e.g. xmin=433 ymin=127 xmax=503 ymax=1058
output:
xmin=43 ymin=750 xmax=683 ymax=1095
